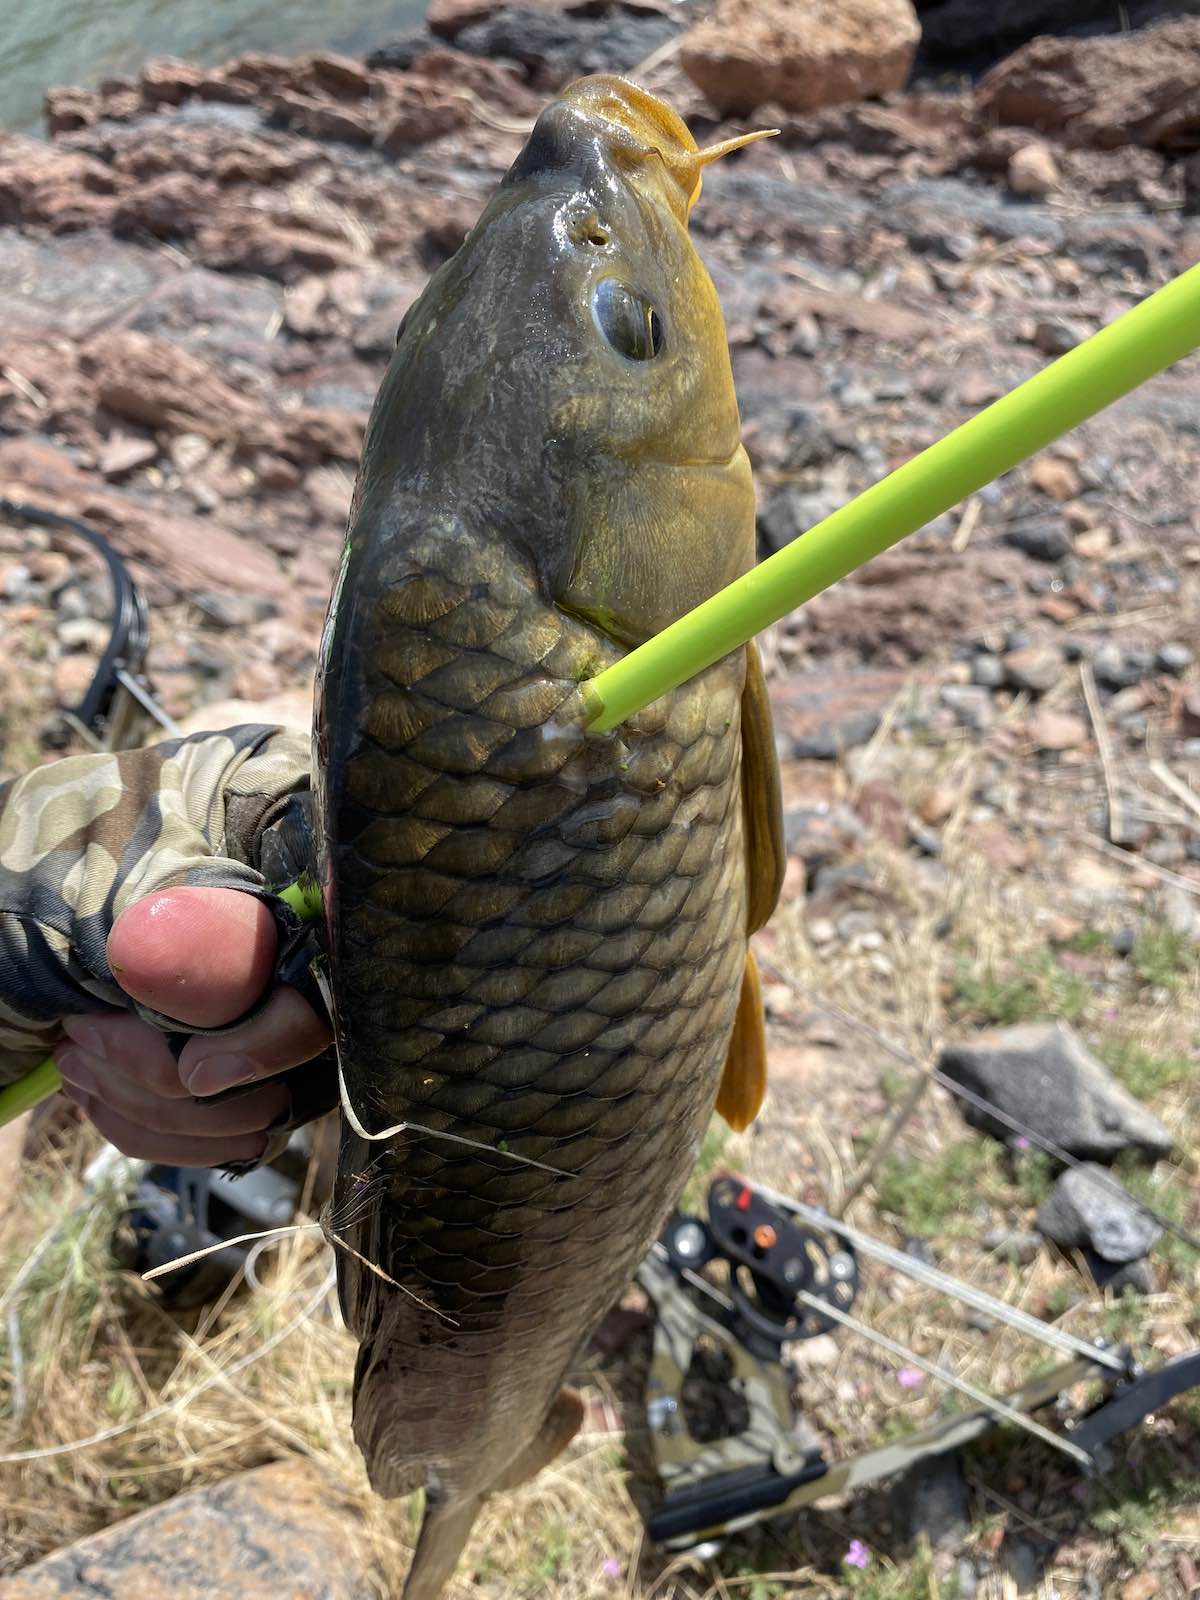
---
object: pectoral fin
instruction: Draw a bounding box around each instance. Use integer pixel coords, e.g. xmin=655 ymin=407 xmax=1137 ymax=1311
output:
xmin=715 ymin=949 xmax=768 ymax=1132
xmin=741 ymin=641 xmax=784 ymax=935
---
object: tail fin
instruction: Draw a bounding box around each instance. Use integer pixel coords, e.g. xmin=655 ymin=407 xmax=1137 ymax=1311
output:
xmin=401 ymin=1390 xmax=584 ymax=1599
xmin=402 ymin=1494 xmax=485 ymax=1600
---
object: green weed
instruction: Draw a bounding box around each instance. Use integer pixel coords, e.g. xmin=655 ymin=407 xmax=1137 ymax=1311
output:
xmin=952 ymin=951 xmax=1091 ymax=1028
xmin=1098 ymin=1038 xmax=1193 ymax=1103
xmin=1130 ymin=926 xmax=1199 ymax=990
xmin=877 ymin=1140 xmax=1001 ymax=1237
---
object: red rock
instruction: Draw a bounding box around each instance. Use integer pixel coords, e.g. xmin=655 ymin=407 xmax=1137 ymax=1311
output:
xmin=255 ymin=454 xmax=303 ymax=491
xmin=112 ymin=172 xmax=215 ymax=240
xmin=52 ymin=653 xmax=95 ymax=705
xmin=680 ymin=0 xmax=920 ymax=117
xmin=1038 ymin=595 xmax=1079 ymax=624
xmin=405 ymin=47 xmax=540 ymax=117
xmin=854 ymin=779 xmax=908 ymax=845
xmin=43 ymin=87 xmax=95 ymax=134
xmin=1026 ymin=707 xmax=1088 ymax=752
xmin=761 ymin=281 xmax=928 ymax=344
xmin=919 ymin=784 xmax=957 ymax=826
xmin=0 ymin=437 xmax=288 ymax=602
xmin=0 ymin=1459 xmax=373 ymax=1599
xmin=1074 ymin=525 xmax=1113 ymax=560
xmin=196 ymin=218 xmax=359 ymax=282
xmin=965 ymin=820 xmax=1031 ymax=870
xmin=99 ymin=434 xmax=159 ymax=479
xmin=0 ymin=136 xmax=116 ymax=232
xmin=427 ymin=0 xmax=512 ymax=37
xmin=1029 ymin=454 xmax=1081 ymax=501
xmin=375 ymin=81 xmax=472 ymax=150
xmin=980 ymin=19 xmax=1200 ymax=151
xmin=1007 ymin=141 xmax=1059 ymax=196
xmin=770 ymin=669 xmax=907 ymax=760
xmin=268 ymin=90 xmax=376 ymax=144
xmin=140 ymin=57 xmax=209 ymax=105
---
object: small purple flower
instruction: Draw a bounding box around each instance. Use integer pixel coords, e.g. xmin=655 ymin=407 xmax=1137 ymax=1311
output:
xmin=845 ymin=1540 xmax=870 ymax=1569
xmin=896 ymin=1366 xmax=925 ymax=1389
xmin=1012 ymin=1134 xmax=1032 ymax=1152
xmin=602 ymin=1558 xmax=622 ymax=1581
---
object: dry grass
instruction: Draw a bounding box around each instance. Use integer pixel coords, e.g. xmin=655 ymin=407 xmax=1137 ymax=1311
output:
xmin=2 ymin=723 xmax=1199 ymax=1598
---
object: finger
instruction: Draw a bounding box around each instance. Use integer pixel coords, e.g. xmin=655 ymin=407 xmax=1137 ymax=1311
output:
xmin=59 ymin=1048 xmax=288 ymax=1136
xmin=66 ymin=1088 xmax=271 ymax=1168
xmin=178 ymin=986 xmax=333 ymax=1097
xmin=61 ymin=1013 xmax=193 ymax=1100
xmin=107 ymin=886 xmax=278 ymax=1028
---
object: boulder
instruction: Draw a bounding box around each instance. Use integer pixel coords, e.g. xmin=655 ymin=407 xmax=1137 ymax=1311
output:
xmin=938 ymin=1022 xmax=1174 ymax=1161
xmin=455 ymin=7 xmax=682 ymax=86
xmin=0 ymin=1459 xmax=374 ymax=1599
xmin=1037 ymin=1162 xmax=1163 ymax=1262
xmin=979 ymin=18 xmax=1200 ymax=150
xmin=680 ymin=0 xmax=920 ymax=117
xmin=916 ymin=0 xmax=1200 ymax=72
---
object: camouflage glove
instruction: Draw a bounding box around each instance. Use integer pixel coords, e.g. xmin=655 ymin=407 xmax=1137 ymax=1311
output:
xmin=0 ymin=725 xmax=337 ymax=1165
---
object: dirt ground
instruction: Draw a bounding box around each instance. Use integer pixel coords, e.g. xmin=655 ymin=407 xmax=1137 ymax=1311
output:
xmin=2 ymin=12 xmax=1200 ymax=1599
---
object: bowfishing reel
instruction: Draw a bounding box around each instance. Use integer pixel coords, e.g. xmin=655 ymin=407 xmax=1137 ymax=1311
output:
xmin=637 ymin=1175 xmax=859 ymax=1551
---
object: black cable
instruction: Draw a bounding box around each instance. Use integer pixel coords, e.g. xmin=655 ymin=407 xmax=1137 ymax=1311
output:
xmin=0 ymin=497 xmax=151 ymax=738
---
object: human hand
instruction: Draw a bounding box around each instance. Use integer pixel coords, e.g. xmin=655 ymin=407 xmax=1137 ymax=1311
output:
xmin=56 ymin=885 xmax=333 ymax=1166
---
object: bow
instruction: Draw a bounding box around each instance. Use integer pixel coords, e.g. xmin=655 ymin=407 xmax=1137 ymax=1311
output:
xmin=636 ymin=1173 xmax=1200 ymax=1552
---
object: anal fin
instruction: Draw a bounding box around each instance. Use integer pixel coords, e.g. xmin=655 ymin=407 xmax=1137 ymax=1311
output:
xmin=715 ymin=949 xmax=768 ymax=1132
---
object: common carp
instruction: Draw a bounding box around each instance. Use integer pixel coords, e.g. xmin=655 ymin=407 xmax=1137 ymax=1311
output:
xmin=314 ymin=75 xmax=784 ymax=1599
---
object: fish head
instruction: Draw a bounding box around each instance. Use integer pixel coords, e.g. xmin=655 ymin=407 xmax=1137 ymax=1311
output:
xmin=350 ymin=74 xmax=771 ymax=647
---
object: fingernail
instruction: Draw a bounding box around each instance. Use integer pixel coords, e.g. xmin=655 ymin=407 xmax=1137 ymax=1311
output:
xmin=57 ymin=1048 xmax=98 ymax=1096
xmin=185 ymin=1053 xmax=258 ymax=1096
xmin=62 ymin=1018 xmax=105 ymax=1058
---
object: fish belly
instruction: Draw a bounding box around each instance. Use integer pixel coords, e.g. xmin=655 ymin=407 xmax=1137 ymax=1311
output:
xmin=317 ymin=523 xmax=747 ymax=1501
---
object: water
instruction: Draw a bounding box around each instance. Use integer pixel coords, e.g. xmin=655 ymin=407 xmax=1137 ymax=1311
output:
xmin=1 ymin=0 xmax=429 ymax=132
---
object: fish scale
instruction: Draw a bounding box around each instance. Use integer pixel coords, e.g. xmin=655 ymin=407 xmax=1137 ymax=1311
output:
xmin=321 ymin=522 xmax=749 ymax=1491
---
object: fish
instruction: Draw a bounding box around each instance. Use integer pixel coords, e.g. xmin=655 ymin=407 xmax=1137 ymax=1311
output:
xmin=313 ymin=74 xmax=784 ymax=1600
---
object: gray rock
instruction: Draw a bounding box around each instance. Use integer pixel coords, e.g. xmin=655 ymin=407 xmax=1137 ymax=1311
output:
xmin=758 ymin=488 xmax=841 ymax=556
xmin=1158 ymin=641 xmax=1195 ymax=676
xmin=940 ymin=684 xmax=995 ymax=731
xmin=0 ymin=1458 xmax=375 ymax=1599
xmin=971 ymin=653 xmax=1006 ymax=688
xmin=456 ymin=7 xmax=681 ymax=83
xmin=1090 ymin=640 xmax=1143 ymax=691
xmin=193 ymin=592 xmax=279 ymax=629
xmin=894 ymin=1451 xmax=969 ymax=1550
xmin=1004 ymin=1537 xmax=1046 ymax=1594
xmin=1004 ymin=643 xmax=1062 ymax=695
xmin=1004 ymin=517 xmax=1071 ymax=562
xmin=1087 ymin=1252 xmax=1159 ymax=1295
xmin=56 ymin=616 xmax=110 ymax=652
xmin=1037 ymin=1163 xmax=1163 ymax=1262
xmin=939 ymin=1022 xmax=1174 ymax=1161
xmin=782 ymin=802 xmax=864 ymax=876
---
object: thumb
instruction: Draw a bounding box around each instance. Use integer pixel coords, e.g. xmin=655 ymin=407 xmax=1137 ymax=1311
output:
xmin=106 ymin=885 xmax=279 ymax=1029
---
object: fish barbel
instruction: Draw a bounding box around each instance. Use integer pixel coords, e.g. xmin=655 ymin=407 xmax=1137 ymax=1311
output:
xmin=314 ymin=74 xmax=783 ymax=1599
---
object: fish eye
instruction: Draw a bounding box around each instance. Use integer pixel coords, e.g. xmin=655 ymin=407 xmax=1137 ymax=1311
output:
xmin=592 ymin=278 xmax=665 ymax=362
